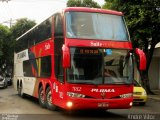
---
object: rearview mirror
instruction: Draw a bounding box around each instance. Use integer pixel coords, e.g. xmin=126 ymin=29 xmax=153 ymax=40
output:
xmin=62 ymin=45 xmax=71 ymax=68
xmin=135 ymin=48 xmax=146 ymax=71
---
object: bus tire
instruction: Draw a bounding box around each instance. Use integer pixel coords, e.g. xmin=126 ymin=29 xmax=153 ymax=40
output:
xmin=38 ymin=86 xmax=46 ymax=108
xmin=46 ymin=87 xmax=57 ymax=111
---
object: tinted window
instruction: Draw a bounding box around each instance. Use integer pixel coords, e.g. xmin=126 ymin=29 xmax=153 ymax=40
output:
xmin=35 ymin=18 xmax=52 ymax=44
xmin=40 ymin=56 xmax=52 ymax=78
xmin=15 ymin=17 xmax=52 ymax=53
xmin=23 ymin=60 xmax=34 ymax=77
xmin=67 ymin=48 xmax=133 ymax=85
xmin=54 ymin=13 xmax=63 ymax=37
xmin=66 ymin=12 xmax=129 ymax=41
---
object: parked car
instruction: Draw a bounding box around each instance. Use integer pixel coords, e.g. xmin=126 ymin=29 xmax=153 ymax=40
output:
xmin=5 ymin=74 xmax=12 ymax=86
xmin=0 ymin=75 xmax=8 ymax=88
xmin=133 ymin=80 xmax=147 ymax=105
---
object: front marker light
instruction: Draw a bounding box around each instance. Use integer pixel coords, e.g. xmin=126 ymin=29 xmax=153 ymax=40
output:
xmin=66 ymin=101 xmax=73 ymax=108
xmin=67 ymin=92 xmax=85 ymax=98
xmin=120 ymin=93 xmax=133 ymax=98
xmin=129 ymin=102 xmax=133 ymax=106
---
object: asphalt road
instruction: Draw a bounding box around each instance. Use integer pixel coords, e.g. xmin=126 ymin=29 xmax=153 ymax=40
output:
xmin=0 ymin=86 xmax=160 ymax=120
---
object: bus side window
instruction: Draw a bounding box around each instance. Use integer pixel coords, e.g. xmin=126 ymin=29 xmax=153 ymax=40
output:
xmin=54 ymin=13 xmax=64 ymax=83
xmin=54 ymin=13 xmax=63 ymax=37
xmin=40 ymin=56 xmax=52 ymax=78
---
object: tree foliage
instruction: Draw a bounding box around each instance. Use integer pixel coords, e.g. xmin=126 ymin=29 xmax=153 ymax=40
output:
xmin=103 ymin=0 xmax=160 ymax=93
xmin=67 ymin=0 xmax=101 ymax=8
xmin=10 ymin=18 xmax=36 ymax=39
xmin=0 ymin=25 xmax=11 ymax=68
xmin=0 ymin=18 xmax=36 ymax=73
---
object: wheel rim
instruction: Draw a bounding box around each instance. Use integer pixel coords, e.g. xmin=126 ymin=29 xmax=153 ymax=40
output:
xmin=40 ymin=90 xmax=45 ymax=103
xmin=47 ymin=90 xmax=52 ymax=106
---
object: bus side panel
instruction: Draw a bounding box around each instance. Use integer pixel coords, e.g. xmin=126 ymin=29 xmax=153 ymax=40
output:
xmin=13 ymin=50 xmax=29 ymax=92
xmin=28 ymin=39 xmax=54 ymax=98
xmin=30 ymin=39 xmax=53 ymax=58
xmin=51 ymin=79 xmax=67 ymax=107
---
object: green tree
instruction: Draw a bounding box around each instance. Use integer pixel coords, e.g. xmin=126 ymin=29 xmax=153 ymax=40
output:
xmin=67 ymin=0 xmax=101 ymax=8
xmin=103 ymin=0 xmax=160 ymax=93
xmin=0 ymin=18 xmax=35 ymax=74
xmin=11 ymin=18 xmax=36 ymax=39
xmin=4 ymin=18 xmax=35 ymax=72
xmin=0 ymin=25 xmax=11 ymax=71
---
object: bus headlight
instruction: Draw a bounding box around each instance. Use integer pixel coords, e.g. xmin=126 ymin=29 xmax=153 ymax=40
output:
xmin=120 ymin=93 xmax=133 ymax=98
xmin=67 ymin=92 xmax=85 ymax=98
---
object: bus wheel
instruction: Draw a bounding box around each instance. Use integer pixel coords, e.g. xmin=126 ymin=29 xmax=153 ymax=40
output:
xmin=38 ymin=86 xmax=46 ymax=108
xmin=46 ymin=87 xmax=57 ymax=111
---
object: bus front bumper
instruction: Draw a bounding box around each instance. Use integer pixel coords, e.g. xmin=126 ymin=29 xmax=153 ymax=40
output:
xmin=62 ymin=98 xmax=133 ymax=110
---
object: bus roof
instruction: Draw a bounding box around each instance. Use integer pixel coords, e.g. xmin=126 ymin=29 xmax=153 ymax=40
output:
xmin=64 ymin=7 xmax=123 ymax=16
xmin=16 ymin=7 xmax=123 ymax=41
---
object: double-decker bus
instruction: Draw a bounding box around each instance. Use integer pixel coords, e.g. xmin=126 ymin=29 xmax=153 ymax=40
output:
xmin=13 ymin=7 xmax=146 ymax=110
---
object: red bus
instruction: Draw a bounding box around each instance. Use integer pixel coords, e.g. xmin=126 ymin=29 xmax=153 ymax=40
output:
xmin=13 ymin=7 xmax=146 ymax=110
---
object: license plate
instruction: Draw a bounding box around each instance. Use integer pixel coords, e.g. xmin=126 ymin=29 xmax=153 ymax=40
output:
xmin=98 ymin=103 xmax=109 ymax=107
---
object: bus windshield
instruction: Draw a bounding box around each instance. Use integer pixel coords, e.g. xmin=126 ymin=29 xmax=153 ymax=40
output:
xmin=66 ymin=12 xmax=129 ymax=41
xmin=67 ymin=48 xmax=133 ymax=85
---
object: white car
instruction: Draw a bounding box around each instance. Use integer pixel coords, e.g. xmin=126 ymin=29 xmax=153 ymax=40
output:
xmin=0 ymin=75 xmax=8 ymax=88
xmin=5 ymin=74 xmax=12 ymax=86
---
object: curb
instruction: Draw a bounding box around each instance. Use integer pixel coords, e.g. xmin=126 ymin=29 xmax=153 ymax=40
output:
xmin=148 ymin=96 xmax=160 ymax=101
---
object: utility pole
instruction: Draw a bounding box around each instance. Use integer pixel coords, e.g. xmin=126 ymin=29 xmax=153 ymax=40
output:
xmin=1 ymin=19 xmax=17 ymax=28
xmin=9 ymin=18 xmax=12 ymax=28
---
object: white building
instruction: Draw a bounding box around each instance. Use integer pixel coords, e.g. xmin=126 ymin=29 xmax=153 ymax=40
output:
xmin=148 ymin=43 xmax=160 ymax=90
xmin=134 ymin=43 xmax=160 ymax=90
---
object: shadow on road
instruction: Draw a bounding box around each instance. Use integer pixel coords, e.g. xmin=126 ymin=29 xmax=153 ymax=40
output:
xmin=14 ymin=110 xmax=127 ymax=120
xmin=17 ymin=94 xmax=127 ymax=120
xmin=60 ymin=109 xmax=127 ymax=120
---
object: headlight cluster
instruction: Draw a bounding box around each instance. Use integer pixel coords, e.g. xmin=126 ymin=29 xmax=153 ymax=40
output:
xmin=120 ymin=93 xmax=133 ymax=98
xmin=142 ymin=91 xmax=147 ymax=96
xmin=67 ymin=92 xmax=85 ymax=98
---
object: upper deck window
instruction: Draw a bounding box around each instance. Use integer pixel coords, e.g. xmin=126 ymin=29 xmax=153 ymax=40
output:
xmin=66 ymin=12 xmax=129 ymax=41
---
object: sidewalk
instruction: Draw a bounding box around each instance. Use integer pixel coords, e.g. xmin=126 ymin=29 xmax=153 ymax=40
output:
xmin=148 ymin=90 xmax=160 ymax=101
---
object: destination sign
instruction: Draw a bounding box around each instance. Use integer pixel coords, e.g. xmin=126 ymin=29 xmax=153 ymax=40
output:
xmin=79 ymin=48 xmax=99 ymax=54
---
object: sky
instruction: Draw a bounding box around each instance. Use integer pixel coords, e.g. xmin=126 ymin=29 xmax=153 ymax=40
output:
xmin=0 ymin=0 xmax=105 ymax=26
